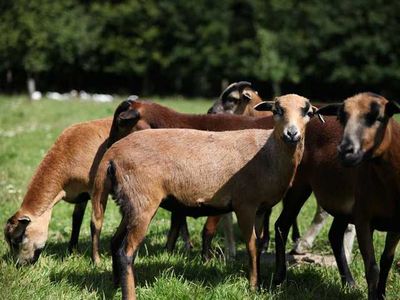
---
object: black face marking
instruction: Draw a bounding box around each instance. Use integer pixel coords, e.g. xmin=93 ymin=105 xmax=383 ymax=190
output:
xmin=338 ymin=105 xmax=348 ymax=125
xmin=302 ymin=102 xmax=311 ymax=117
xmin=224 ymin=96 xmax=237 ymax=109
xmin=273 ymin=102 xmax=284 ymax=116
xmin=365 ymin=102 xmax=381 ymax=126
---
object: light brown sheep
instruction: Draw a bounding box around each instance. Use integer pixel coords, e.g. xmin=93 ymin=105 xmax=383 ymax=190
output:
xmin=4 ymin=118 xmax=112 ymax=264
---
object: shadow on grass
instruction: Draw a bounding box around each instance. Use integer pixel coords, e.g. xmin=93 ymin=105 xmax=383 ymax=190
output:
xmin=50 ymin=268 xmax=117 ymax=299
xmin=46 ymin=236 xmax=363 ymax=300
xmin=268 ymin=267 xmax=364 ymax=300
xmin=44 ymin=236 xmax=113 ymax=262
xmin=28 ymin=226 xmax=363 ymax=300
xmin=43 ymin=230 xmax=177 ymax=262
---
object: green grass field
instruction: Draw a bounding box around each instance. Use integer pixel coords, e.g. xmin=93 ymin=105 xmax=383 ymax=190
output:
xmin=0 ymin=96 xmax=399 ymax=299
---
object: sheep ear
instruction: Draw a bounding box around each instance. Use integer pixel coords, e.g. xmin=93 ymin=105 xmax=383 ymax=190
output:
xmin=311 ymin=105 xmax=325 ymax=123
xmin=118 ymin=109 xmax=140 ymax=124
xmin=18 ymin=216 xmax=31 ymax=224
xmin=254 ymin=101 xmax=274 ymax=111
xmin=385 ymin=100 xmax=400 ymax=117
xmin=12 ymin=216 xmax=31 ymax=238
xmin=242 ymin=90 xmax=252 ymax=101
xmin=315 ymin=103 xmax=342 ymax=116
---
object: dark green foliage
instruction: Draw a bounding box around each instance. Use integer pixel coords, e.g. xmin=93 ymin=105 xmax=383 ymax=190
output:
xmin=0 ymin=0 xmax=399 ymax=98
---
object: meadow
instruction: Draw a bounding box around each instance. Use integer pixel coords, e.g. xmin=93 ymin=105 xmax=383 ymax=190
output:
xmin=0 ymin=96 xmax=399 ymax=300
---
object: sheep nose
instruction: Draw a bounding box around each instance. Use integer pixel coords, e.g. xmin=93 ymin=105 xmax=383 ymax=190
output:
xmin=283 ymin=126 xmax=300 ymax=144
xmin=286 ymin=128 xmax=298 ymax=138
xmin=338 ymin=139 xmax=355 ymax=156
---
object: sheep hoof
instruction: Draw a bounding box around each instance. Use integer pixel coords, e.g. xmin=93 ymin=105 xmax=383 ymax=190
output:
xmin=290 ymin=239 xmax=311 ymax=255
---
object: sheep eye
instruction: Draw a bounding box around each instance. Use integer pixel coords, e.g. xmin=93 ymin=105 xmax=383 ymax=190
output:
xmin=273 ymin=107 xmax=283 ymax=116
xmin=224 ymin=97 xmax=237 ymax=109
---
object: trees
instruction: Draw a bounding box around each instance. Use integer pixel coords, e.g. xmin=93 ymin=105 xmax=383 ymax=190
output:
xmin=0 ymin=0 xmax=98 ymax=96
xmin=0 ymin=0 xmax=399 ymax=99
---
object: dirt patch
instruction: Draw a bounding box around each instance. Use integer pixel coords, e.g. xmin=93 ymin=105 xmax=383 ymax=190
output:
xmin=262 ymin=252 xmax=337 ymax=267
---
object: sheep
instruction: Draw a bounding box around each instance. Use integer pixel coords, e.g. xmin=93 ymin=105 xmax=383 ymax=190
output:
xmin=207 ymin=81 xmax=269 ymax=116
xmin=4 ymin=117 xmax=113 ymax=264
xmin=316 ymin=93 xmax=400 ymax=300
xmin=206 ymin=82 xmax=299 ymax=255
xmin=208 ymin=86 xmax=357 ymax=257
xmin=90 ymin=94 xmax=319 ymax=299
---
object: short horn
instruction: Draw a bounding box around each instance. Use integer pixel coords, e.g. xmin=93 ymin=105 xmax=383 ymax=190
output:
xmin=220 ymin=81 xmax=252 ymax=100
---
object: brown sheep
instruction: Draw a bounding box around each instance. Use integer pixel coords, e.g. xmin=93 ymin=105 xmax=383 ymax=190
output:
xmin=317 ymin=93 xmax=400 ymax=300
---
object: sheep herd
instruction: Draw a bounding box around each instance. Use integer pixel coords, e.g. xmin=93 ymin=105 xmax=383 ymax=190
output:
xmin=4 ymin=82 xmax=400 ymax=300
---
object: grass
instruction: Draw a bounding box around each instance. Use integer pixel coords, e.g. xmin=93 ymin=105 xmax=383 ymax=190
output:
xmin=0 ymin=95 xmax=399 ymax=299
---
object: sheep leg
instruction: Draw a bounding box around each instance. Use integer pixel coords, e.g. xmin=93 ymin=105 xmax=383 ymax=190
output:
xmin=343 ymin=224 xmax=356 ymax=263
xmin=111 ymin=218 xmax=128 ymax=287
xmin=291 ymin=219 xmax=300 ymax=243
xmin=179 ymin=216 xmax=193 ymax=251
xmin=291 ymin=203 xmax=329 ymax=254
xmin=165 ymin=212 xmax=192 ymax=252
xmin=202 ymin=215 xmax=221 ymax=261
xmin=356 ymin=221 xmax=379 ymax=300
xmin=377 ymin=232 xmax=400 ymax=299
xmin=68 ymin=193 xmax=90 ymax=253
xmin=328 ymin=217 xmax=355 ymax=286
xmin=117 ymin=206 xmax=158 ymax=300
xmin=90 ymin=179 xmax=110 ymax=264
xmin=202 ymin=214 xmax=236 ymax=261
xmin=235 ymin=207 xmax=259 ymax=289
xmin=257 ymin=208 xmax=271 ymax=253
xmin=275 ymin=184 xmax=312 ymax=285
xmin=221 ymin=213 xmax=236 ymax=259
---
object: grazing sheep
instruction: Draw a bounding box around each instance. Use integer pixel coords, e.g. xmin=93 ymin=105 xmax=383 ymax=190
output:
xmin=90 ymin=94 xmax=319 ymax=299
xmin=4 ymin=118 xmax=113 ymax=264
xmin=317 ymin=93 xmax=400 ymax=300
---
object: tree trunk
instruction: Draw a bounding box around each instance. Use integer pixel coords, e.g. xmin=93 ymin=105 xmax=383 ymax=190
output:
xmin=142 ymin=72 xmax=150 ymax=96
xmin=221 ymin=79 xmax=229 ymax=92
xmin=6 ymin=69 xmax=12 ymax=83
xmin=272 ymin=80 xmax=281 ymax=97
xmin=27 ymin=75 xmax=36 ymax=101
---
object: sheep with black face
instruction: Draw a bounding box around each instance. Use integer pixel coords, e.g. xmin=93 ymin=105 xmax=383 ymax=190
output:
xmin=318 ymin=92 xmax=400 ymax=300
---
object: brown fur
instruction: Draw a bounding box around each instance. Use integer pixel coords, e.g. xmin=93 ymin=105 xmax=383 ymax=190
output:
xmin=91 ymin=94 xmax=314 ymax=298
